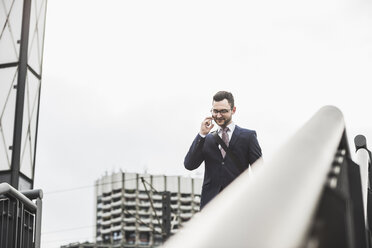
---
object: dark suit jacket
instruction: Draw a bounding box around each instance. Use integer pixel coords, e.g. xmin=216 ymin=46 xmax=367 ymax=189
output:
xmin=184 ymin=125 xmax=262 ymax=209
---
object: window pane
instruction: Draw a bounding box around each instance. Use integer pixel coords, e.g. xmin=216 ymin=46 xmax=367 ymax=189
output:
xmin=0 ymin=67 xmax=17 ymax=170
xmin=0 ymin=0 xmax=23 ymax=64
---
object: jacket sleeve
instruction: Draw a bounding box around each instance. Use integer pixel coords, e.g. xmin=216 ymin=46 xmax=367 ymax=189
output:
xmin=184 ymin=134 xmax=205 ymax=170
xmin=248 ymin=131 xmax=262 ymax=165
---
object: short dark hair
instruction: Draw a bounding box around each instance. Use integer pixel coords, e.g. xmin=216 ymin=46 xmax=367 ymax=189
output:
xmin=213 ymin=91 xmax=234 ymax=109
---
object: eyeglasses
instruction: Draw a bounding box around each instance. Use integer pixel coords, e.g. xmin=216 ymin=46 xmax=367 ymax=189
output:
xmin=210 ymin=108 xmax=232 ymax=115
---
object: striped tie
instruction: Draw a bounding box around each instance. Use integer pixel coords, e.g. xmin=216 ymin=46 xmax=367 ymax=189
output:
xmin=221 ymin=127 xmax=229 ymax=158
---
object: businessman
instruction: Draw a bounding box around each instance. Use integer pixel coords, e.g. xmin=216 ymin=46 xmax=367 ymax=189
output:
xmin=184 ymin=91 xmax=262 ymax=209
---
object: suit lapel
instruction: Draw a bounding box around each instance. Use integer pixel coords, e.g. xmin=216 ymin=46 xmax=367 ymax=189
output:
xmin=210 ymin=131 xmax=224 ymax=158
xmin=229 ymin=125 xmax=241 ymax=147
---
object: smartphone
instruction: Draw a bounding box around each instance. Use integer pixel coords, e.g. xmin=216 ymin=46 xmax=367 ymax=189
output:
xmin=209 ymin=117 xmax=214 ymax=127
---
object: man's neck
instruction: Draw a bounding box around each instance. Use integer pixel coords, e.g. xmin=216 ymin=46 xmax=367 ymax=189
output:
xmin=218 ymin=121 xmax=234 ymax=130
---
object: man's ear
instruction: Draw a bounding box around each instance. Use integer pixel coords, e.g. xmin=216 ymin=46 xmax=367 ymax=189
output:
xmin=232 ymin=106 xmax=236 ymax=114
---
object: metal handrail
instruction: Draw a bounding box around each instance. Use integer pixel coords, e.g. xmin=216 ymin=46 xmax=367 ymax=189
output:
xmin=162 ymin=105 xmax=346 ymax=248
xmin=0 ymin=182 xmax=37 ymax=210
xmin=22 ymin=188 xmax=44 ymax=200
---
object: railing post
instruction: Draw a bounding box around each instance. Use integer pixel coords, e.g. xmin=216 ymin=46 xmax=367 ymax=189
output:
xmin=354 ymin=134 xmax=372 ymax=248
xmin=34 ymin=198 xmax=42 ymax=248
xmin=21 ymin=189 xmax=43 ymax=247
xmin=354 ymin=135 xmax=371 ymax=226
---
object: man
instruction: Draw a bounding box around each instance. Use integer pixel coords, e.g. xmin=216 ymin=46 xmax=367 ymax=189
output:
xmin=184 ymin=91 xmax=262 ymax=209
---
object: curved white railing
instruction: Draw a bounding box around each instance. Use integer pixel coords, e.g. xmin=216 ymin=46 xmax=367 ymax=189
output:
xmin=162 ymin=105 xmax=345 ymax=248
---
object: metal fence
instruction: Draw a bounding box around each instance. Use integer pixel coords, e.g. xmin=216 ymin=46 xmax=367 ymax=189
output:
xmin=0 ymin=183 xmax=43 ymax=248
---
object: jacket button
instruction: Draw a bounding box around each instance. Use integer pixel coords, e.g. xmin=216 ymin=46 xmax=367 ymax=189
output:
xmin=221 ymin=162 xmax=225 ymax=165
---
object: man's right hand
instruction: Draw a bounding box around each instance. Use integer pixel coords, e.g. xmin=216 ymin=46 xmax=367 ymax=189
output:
xmin=200 ymin=117 xmax=214 ymax=136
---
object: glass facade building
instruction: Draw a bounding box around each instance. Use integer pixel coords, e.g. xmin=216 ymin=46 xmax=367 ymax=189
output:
xmin=0 ymin=0 xmax=47 ymax=189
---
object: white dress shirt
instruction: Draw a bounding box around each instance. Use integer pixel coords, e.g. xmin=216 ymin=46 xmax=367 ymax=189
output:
xmin=217 ymin=122 xmax=235 ymax=143
xmin=199 ymin=122 xmax=236 ymax=144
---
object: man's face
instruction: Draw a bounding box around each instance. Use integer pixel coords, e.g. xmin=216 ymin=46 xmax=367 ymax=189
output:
xmin=211 ymin=99 xmax=236 ymax=128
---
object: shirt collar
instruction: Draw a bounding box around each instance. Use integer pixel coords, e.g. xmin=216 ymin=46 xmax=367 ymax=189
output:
xmin=218 ymin=122 xmax=235 ymax=133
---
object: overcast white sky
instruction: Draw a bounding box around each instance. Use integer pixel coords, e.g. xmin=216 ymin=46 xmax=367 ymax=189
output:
xmin=33 ymin=0 xmax=372 ymax=247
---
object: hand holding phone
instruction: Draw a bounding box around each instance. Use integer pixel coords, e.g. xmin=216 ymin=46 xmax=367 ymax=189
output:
xmin=200 ymin=117 xmax=214 ymax=136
